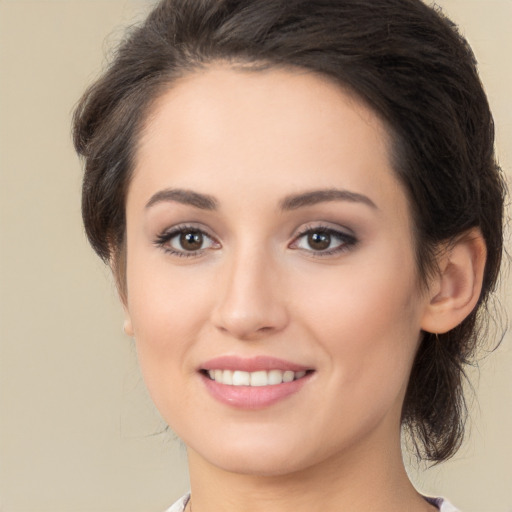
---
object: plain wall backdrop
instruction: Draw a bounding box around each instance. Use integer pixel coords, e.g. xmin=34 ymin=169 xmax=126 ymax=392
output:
xmin=0 ymin=1 xmax=510 ymax=511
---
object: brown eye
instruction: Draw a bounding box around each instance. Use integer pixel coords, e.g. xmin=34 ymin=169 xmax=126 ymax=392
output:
xmin=307 ymin=232 xmax=331 ymax=251
xmin=155 ymin=226 xmax=219 ymax=257
xmin=180 ymin=230 xmax=204 ymax=251
xmin=291 ymin=226 xmax=357 ymax=256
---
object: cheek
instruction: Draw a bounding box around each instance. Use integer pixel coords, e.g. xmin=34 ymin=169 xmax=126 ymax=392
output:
xmin=297 ymin=260 xmax=423 ymax=390
xmin=124 ymin=256 xmax=215 ymax=406
xmin=127 ymin=253 xmax=212 ymax=342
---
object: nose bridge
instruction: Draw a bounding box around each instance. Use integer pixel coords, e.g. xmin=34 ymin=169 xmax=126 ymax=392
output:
xmin=213 ymin=242 xmax=288 ymax=339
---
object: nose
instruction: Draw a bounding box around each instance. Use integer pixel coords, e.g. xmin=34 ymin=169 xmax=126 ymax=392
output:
xmin=211 ymin=248 xmax=289 ymax=340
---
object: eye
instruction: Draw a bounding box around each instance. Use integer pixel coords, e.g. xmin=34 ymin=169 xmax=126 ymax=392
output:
xmin=154 ymin=226 xmax=220 ymax=257
xmin=291 ymin=226 xmax=356 ymax=256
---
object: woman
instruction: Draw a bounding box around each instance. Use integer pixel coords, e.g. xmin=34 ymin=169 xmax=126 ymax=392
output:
xmin=72 ymin=0 xmax=506 ymax=511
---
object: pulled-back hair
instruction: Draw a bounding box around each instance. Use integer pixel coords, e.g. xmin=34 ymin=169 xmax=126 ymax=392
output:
xmin=73 ymin=0 xmax=506 ymax=462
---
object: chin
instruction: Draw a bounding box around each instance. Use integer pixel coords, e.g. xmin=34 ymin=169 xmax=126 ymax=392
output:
xmin=185 ymin=429 xmax=333 ymax=478
xmin=209 ymin=449 xmax=311 ymax=477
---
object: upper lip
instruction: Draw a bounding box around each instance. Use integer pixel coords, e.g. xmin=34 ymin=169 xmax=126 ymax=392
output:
xmin=200 ymin=355 xmax=311 ymax=373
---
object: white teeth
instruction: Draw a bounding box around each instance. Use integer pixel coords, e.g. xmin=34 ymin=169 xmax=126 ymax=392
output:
xmin=268 ymin=369 xmax=283 ymax=385
xmin=282 ymin=370 xmax=294 ymax=383
xmin=223 ymin=369 xmax=233 ymax=385
xmin=250 ymin=370 xmax=268 ymax=387
xmin=232 ymin=370 xmax=250 ymax=386
xmin=211 ymin=369 xmax=233 ymax=384
xmin=206 ymin=369 xmax=308 ymax=386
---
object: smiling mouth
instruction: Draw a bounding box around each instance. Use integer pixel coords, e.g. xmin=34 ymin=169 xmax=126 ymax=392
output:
xmin=202 ymin=369 xmax=312 ymax=386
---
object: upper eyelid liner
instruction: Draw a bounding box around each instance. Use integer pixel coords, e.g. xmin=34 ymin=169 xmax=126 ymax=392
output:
xmin=145 ymin=187 xmax=378 ymax=212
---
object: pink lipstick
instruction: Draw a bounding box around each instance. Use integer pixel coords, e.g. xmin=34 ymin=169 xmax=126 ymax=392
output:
xmin=199 ymin=356 xmax=313 ymax=409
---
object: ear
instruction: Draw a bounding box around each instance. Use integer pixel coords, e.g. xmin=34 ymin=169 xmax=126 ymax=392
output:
xmin=113 ymin=275 xmax=133 ymax=337
xmin=123 ymin=306 xmax=134 ymax=337
xmin=421 ymin=228 xmax=487 ymax=334
xmin=108 ymin=246 xmax=132 ymax=335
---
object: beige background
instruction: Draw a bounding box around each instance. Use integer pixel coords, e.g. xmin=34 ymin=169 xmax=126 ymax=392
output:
xmin=0 ymin=0 xmax=510 ymax=511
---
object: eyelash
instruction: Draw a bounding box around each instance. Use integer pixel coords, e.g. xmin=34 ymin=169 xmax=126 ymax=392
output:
xmin=153 ymin=224 xmax=357 ymax=258
xmin=290 ymin=224 xmax=358 ymax=257
xmin=153 ymin=225 xmax=219 ymax=258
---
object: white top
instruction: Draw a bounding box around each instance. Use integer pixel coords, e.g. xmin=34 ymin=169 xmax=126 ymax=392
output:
xmin=165 ymin=493 xmax=459 ymax=511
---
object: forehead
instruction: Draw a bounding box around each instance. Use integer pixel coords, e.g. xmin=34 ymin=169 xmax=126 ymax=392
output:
xmin=141 ymin=65 xmax=390 ymax=153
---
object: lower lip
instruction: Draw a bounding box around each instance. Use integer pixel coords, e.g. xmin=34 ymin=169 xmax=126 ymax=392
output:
xmin=201 ymin=373 xmax=312 ymax=409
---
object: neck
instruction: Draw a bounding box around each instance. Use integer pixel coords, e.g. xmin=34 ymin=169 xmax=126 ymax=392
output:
xmin=186 ymin=431 xmax=434 ymax=512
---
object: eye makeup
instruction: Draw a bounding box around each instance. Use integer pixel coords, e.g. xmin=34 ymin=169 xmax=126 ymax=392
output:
xmin=153 ymin=224 xmax=220 ymax=258
xmin=289 ymin=223 xmax=358 ymax=257
xmin=153 ymin=221 xmax=358 ymax=260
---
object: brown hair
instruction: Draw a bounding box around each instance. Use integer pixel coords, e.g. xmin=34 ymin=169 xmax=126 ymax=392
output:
xmin=73 ymin=0 xmax=506 ymax=462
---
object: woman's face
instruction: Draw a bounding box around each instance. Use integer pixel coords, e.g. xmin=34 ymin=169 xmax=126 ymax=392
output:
xmin=124 ymin=66 xmax=432 ymax=476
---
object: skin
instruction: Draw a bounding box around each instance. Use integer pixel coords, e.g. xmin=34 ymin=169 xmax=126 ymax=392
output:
xmin=122 ymin=65 xmax=452 ymax=512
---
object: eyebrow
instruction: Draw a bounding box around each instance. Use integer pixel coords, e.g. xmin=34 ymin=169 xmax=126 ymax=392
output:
xmin=145 ymin=188 xmax=218 ymax=210
xmin=145 ymin=187 xmax=377 ymax=212
xmin=279 ymin=189 xmax=377 ymax=211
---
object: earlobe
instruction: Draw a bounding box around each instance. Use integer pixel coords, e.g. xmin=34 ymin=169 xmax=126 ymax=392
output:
xmin=123 ymin=311 xmax=134 ymax=337
xmin=108 ymin=250 xmax=132 ymax=335
xmin=421 ymin=228 xmax=487 ymax=334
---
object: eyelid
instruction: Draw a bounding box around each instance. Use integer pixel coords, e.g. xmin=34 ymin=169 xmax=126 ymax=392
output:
xmin=291 ymin=221 xmax=355 ymax=240
xmin=289 ymin=223 xmax=358 ymax=256
xmin=153 ymin=221 xmax=356 ymax=258
xmin=153 ymin=223 xmax=221 ymax=257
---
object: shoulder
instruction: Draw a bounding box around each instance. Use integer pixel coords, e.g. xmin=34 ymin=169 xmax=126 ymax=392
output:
xmin=439 ymin=500 xmax=459 ymax=512
xmin=163 ymin=493 xmax=190 ymax=512
xmin=425 ymin=496 xmax=460 ymax=512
